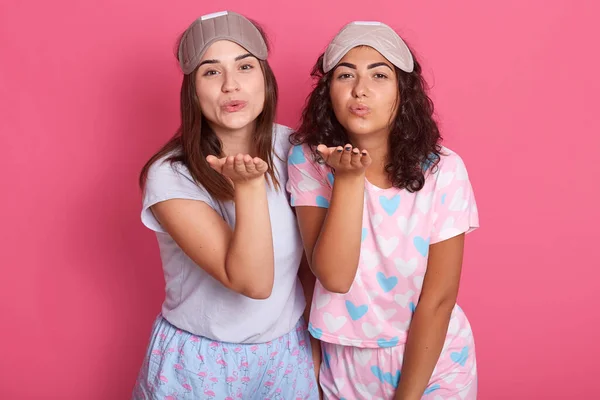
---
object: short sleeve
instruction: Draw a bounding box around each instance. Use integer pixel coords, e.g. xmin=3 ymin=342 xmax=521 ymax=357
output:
xmin=141 ymin=158 xmax=217 ymax=233
xmin=430 ymin=151 xmax=479 ymax=244
xmin=285 ymin=144 xmax=333 ymax=208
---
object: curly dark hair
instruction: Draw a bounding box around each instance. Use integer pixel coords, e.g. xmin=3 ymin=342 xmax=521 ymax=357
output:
xmin=291 ymin=48 xmax=443 ymax=192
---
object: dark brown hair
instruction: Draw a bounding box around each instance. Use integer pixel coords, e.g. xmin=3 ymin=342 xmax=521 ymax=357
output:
xmin=139 ymin=21 xmax=279 ymax=201
xmin=291 ymin=46 xmax=442 ymax=192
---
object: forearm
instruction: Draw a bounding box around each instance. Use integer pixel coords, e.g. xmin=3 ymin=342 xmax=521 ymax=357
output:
xmin=312 ymin=175 xmax=364 ymax=293
xmin=394 ymin=302 xmax=454 ymax=400
xmin=226 ymin=179 xmax=274 ymax=298
xmin=298 ymin=259 xmax=316 ymax=324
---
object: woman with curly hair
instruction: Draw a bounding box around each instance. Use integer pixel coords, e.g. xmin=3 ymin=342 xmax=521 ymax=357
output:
xmin=287 ymin=21 xmax=480 ymax=399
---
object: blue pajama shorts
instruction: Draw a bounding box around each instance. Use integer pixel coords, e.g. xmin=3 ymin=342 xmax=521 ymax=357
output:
xmin=132 ymin=315 xmax=319 ymax=399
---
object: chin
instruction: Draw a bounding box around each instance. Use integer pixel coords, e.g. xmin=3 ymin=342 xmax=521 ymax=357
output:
xmin=344 ymin=120 xmax=377 ymax=136
xmin=219 ymin=112 xmax=259 ymax=131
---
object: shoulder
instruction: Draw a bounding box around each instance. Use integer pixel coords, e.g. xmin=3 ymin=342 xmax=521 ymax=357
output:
xmin=272 ymin=123 xmax=295 ymax=159
xmin=432 ymin=146 xmax=470 ymax=178
xmin=422 ymin=146 xmax=474 ymax=197
xmin=144 ymin=152 xmax=215 ymax=203
xmin=147 ymin=152 xmax=194 ymax=184
xmin=287 ymin=141 xmax=320 ymax=167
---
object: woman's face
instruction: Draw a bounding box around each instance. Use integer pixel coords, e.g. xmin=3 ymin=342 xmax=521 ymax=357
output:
xmin=329 ymin=46 xmax=399 ymax=137
xmin=195 ymin=40 xmax=266 ymax=132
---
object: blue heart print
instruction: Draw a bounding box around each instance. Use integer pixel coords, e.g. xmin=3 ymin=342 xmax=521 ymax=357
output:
xmin=290 ymin=195 xmax=295 ymax=207
xmin=377 ymin=336 xmax=399 ymax=348
xmin=451 ymin=346 xmax=469 ymax=366
xmin=376 ymin=272 xmax=398 ymax=292
xmin=308 ymin=323 xmax=323 ymax=339
xmin=288 ymin=145 xmax=306 ymax=165
xmin=327 ymin=172 xmax=334 ymax=185
xmin=441 ymin=193 xmax=447 ymax=205
xmin=345 ymin=300 xmax=368 ymax=321
xmin=424 ymin=384 xmax=441 ymax=394
xmin=421 ymin=153 xmax=437 ymax=171
xmin=379 ymin=194 xmax=401 ymax=216
xmin=361 ymin=228 xmax=368 ymax=242
xmin=413 ymin=236 xmax=430 ymax=257
xmin=371 ymin=366 xmax=401 ymax=388
xmin=315 ymin=196 xmax=330 ymax=208
xmin=323 ymin=350 xmax=331 ymax=369
xmin=409 ymin=302 xmax=416 ymax=313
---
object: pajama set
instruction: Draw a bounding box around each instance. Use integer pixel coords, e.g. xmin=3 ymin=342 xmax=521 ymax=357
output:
xmin=132 ymin=125 xmax=319 ymax=400
xmin=286 ymin=143 xmax=480 ymax=400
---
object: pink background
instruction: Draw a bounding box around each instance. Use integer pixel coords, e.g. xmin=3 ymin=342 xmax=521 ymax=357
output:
xmin=1 ymin=0 xmax=598 ymax=398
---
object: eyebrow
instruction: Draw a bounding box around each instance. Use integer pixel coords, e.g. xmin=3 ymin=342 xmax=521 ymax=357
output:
xmin=336 ymin=61 xmax=394 ymax=71
xmin=199 ymin=53 xmax=255 ymax=67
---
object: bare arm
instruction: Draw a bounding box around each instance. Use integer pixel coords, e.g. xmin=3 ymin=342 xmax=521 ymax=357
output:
xmin=312 ymin=174 xmax=364 ymax=293
xmin=151 ymin=154 xmax=274 ymax=299
xmin=394 ymin=234 xmax=465 ymax=400
xmin=295 ymin=144 xmax=371 ymax=294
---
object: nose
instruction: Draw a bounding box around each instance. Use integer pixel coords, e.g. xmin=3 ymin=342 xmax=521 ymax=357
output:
xmin=351 ymin=76 xmax=369 ymax=98
xmin=221 ymin=71 xmax=240 ymax=93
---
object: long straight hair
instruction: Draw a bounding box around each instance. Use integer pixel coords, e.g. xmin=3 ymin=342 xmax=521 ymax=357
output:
xmin=139 ymin=22 xmax=279 ymax=201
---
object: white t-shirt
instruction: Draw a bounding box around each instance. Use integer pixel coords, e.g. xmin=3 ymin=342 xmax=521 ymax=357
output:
xmin=141 ymin=124 xmax=305 ymax=343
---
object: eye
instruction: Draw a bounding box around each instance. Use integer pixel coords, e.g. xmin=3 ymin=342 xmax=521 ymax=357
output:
xmin=374 ymin=73 xmax=388 ymax=79
xmin=202 ymin=69 xmax=219 ymax=77
xmin=337 ymin=73 xmax=353 ymax=80
xmin=240 ymin=63 xmax=254 ymax=71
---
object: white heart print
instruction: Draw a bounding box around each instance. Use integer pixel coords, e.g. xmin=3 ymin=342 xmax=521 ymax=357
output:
xmin=416 ymin=192 xmax=433 ymax=214
xmin=394 ymin=257 xmax=418 ymax=277
xmin=439 ymin=217 xmax=461 ymax=241
xmin=337 ymin=335 xmax=362 ymax=347
xmin=437 ymin=171 xmax=455 ymax=189
xmin=367 ymin=290 xmax=379 ymax=301
xmin=315 ymin=293 xmax=331 ymax=309
xmin=373 ymin=305 xmax=397 ymax=320
xmin=371 ymin=214 xmax=383 ymax=228
xmin=334 ymin=378 xmax=345 ymax=391
xmin=297 ymin=175 xmax=322 ymax=191
xmin=394 ymin=290 xmax=414 ymax=307
xmin=392 ymin=320 xmax=411 ymax=330
xmin=356 ymin=382 xmax=380 ymax=400
xmin=376 ymin=235 xmax=399 ymax=257
xmin=360 ymin=248 xmax=380 ymax=270
xmin=323 ymin=313 xmax=347 ymax=333
xmin=448 ymin=316 xmax=460 ymax=335
xmin=361 ymin=322 xmax=383 ymax=338
xmin=397 ymin=214 xmax=419 ymax=235
xmin=449 ymin=187 xmax=468 ymax=212
xmin=353 ymin=347 xmax=373 ymax=366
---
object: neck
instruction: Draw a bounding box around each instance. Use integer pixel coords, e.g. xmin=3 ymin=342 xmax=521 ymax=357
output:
xmin=349 ymin=128 xmax=392 ymax=189
xmin=211 ymin=121 xmax=256 ymax=157
xmin=348 ymin=129 xmax=389 ymax=171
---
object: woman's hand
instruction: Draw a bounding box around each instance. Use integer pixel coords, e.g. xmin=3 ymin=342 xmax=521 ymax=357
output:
xmin=317 ymin=143 xmax=371 ymax=176
xmin=206 ymin=153 xmax=268 ymax=184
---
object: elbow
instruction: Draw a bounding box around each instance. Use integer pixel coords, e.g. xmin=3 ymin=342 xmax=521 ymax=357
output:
xmin=236 ymin=279 xmax=274 ymax=300
xmin=311 ymin=260 xmax=356 ymax=294
xmin=224 ymin=257 xmax=274 ymax=299
xmin=418 ymin=295 xmax=457 ymax=316
xmin=317 ymin=275 xmax=354 ymax=294
xmin=241 ymin=287 xmax=273 ymax=300
xmin=311 ymin=247 xmax=359 ymax=294
xmin=324 ymin=284 xmax=352 ymax=295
